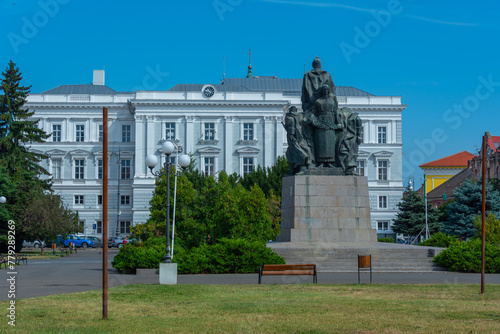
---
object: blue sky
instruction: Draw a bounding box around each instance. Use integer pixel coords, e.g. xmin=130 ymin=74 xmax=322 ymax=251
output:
xmin=1 ymin=0 xmax=499 ymax=185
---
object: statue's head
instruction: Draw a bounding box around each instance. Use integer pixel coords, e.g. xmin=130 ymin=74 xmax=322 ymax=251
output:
xmin=321 ymin=85 xmax=330 ymax=96
xmin=288 ymin=106 xmax=297 ymax=114
xmin=312 ymin=56 xmax=321 ymax=69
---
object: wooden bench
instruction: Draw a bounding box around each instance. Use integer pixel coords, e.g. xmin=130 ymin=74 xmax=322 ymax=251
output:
xmin=0 ymin=255 xmax=8 ymax=269
xmin=258 ymin=264 xmax=317 ymax=284
xmin=15 ymin=254 xmax=28 ymax=265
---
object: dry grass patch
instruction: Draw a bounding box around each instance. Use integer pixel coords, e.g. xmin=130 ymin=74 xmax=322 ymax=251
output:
xmin=1 ymin=284 xmax=499 ymax=333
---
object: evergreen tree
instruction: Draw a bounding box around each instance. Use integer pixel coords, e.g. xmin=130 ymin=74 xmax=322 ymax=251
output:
xmin=392 ymin=187 xmax=441 ymax=236
xmin=0 ymin=60 xmax=50 ymax=180
xmin=239 ymin=156 xmax=289 ymax=197
xmin=0 ymin=61 xmax=75 ymax=252
xmin=442 ymin=179 xmax=500 ymax=238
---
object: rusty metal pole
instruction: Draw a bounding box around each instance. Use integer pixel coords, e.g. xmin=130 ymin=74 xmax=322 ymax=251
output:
xmin=103 ymin=107 xmax=109 ymax=318
xmin=481 ymin=133 xmax=486 ymax=294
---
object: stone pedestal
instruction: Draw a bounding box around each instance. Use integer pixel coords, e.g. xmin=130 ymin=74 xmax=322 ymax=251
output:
xmin=159 ymin=262 xmax=177 ymax=285
xmin=277 ymin=175 xmax=377 ymax=243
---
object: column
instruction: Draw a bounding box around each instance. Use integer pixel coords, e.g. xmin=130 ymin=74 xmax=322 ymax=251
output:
xmin=264 ymin=116 xmax=272 ymax=167
xmin=185 ymin=116 xmax=194 ymax=155
xmin=134 ymin=115 xmax=145 ymax=177
xmin=224 ymin=116 xmax=234 ymax=172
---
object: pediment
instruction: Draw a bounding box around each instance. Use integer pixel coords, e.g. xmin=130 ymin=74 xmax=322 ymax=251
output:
xmin=118 ymin=151 xmax=135 ymax=158
xmin=30 ymin=149 xmax=45 ymax=155
xmin=197 ymin=147 xmax=221 ymax=154
xmin=69 ymin=150 xmax=91 ymax=158
xmin=93 ymin=151 xmax=112 ymax=158
xmin=236 ymin=147 xmax=260 ymax=155
xmin=357 ymin=150 xmax=370 ymax=159
xmin=373 ymin=150 xmax=393 ymax=158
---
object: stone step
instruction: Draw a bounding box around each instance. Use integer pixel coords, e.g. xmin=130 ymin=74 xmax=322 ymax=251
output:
xmin=268 ymin=242 xmax=445 ymax=272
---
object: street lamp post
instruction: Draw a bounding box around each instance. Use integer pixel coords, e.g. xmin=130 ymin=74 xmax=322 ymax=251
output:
xmin=421 ymin=174 xmax=429 ymax=240
xmin=146 ymin=141 xmax=190 ymax=264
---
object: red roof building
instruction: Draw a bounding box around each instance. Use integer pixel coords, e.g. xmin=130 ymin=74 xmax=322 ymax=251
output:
xmin=420 ymin=151 xmax=476 ymax=193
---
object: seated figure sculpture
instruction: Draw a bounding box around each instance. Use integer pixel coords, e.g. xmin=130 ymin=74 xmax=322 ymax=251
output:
xmin=283 ymin=57 xmax=361 ymax=176
xmin=284 ymin=106 xmax=312 ymax=174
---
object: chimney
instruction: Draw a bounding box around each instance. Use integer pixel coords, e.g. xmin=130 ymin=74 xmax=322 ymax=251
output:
xmin=93 ymin=70 xmax=105 ymax=86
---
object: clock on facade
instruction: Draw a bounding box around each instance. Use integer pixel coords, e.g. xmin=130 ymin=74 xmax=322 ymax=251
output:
xmin=202 ymin=84 xmax=216 ymax=98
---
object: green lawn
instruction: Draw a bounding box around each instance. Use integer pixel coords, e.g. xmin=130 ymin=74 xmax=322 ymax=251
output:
xmin=2 ymin=284 xmax=499 ymax=333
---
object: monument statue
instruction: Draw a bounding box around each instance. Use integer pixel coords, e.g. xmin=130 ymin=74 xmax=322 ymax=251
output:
xmin=284 ymin=57 xmax=361 ymax=175
xmin=283 ymin=106 xmax=312 ymax=174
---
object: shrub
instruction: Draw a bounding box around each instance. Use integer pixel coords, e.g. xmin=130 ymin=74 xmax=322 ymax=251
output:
xmin=175 ymin=238 xmax=285 ymax=274
xmin=377 ymin=237 xmax=394 ymax=243
xmin=111 ymin=237 xmax=166 ymax=274
xmin=473 ymin=213 xmax=500 ymax=245
xmin=433 ymin=239 xmax=500 ymax=273
xmin=111 ymin=237 xmax=285 ymax=274
xmin=419 ymin=232 xmax=459 ymax=248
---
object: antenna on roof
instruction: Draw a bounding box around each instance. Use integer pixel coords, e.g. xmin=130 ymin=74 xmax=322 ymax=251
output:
xmin=246 ymin=48 xmax=253 ymax=78
xmin=223 ymin=56 xmax=226 ymax=82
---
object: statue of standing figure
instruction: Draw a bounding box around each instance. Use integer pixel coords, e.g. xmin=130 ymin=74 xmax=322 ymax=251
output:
xmin=283 ymin=57 xmax=362 ymax=176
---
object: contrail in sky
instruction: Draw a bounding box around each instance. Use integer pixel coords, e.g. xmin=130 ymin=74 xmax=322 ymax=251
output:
xmin=260 ymin=0 xmax=479 ymax=27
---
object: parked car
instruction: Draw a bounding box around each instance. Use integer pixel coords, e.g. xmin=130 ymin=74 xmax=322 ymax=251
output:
xmin=57 ymin=235 xmax=94 ymax=248
xmin=84 ymin=236 xmax=103 ymax=248
xmin=108 ymin=236 xmax=135 ymax=248
xmin=22 ymin=240 xmax=46 ymax=248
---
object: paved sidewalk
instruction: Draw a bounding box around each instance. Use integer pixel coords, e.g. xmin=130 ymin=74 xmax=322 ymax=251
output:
xmin=1 ymin=249 xmax=499 ymax=301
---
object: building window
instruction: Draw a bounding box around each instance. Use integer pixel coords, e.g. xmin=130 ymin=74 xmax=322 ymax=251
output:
xmin=97 ymin=195 xmax=103 ymax=205
xmin=204 ymin=123 xmax=215 ymax=141
xmin=378 ymin=160 xmax=388 ymax=180
xmin=377 ymin=126 xmax=387 ymax=144
xmin=167 ymin=156 xmax=176 ymax=165
xmin=122 ymin=125 xmax=131 ymax=142
xmin=74 ymin=159 xmax=85 ymax=179
xmin=52 ymin=124 xmax=61 ymax=142
xmin=243 ymin=157 xmax=254 ymax=175
xmin=243 ymin=123 xmax=254 ymax=141
xmin=121 ymin=195 xmax=131 ymax=205
xmin=359 ymin=126 xmax=364 ymax=144
xmin=76 ymin=125 xmax=85 ymax=142
xmin=204 ymin=157 xmax=215 ymax=176
xmin=98 ymin=125 xmax=103 ymax=142
xmin=120 ymin=221 xmax=131 ymax=234
xmin=121 ymin=159 xmax=131 ymax=179
xmin=379 ymin=196 xmax=387 ymax=209
xmin=377 ymin=221 xmax=389 ymax=231
xmin=52 ymin=159 xmax=62 ymax=179
xmin=165 ymin=122 xmax=176 ymax=141
xmin=357 ymin=160 xmax=365 ymax=176
xmin=97 ymin=159 xmax=103 ymax=179
xmin=96 ymin=221 xmax=102 ymax=234
xmin=74 ymin=195 xmax=84 ymax=205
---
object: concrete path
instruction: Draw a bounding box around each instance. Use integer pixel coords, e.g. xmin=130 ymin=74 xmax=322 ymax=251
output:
xmin=1 ymin=249 xmax=499 ymax=301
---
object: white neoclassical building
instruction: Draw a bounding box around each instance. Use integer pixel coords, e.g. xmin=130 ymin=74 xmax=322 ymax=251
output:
xmin=26 ymin=70 xmax=406 ymax=238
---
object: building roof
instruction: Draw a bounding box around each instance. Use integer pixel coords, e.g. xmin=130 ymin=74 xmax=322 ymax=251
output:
xmin=487 ymin=136 xmax=500 ymax=152
xmin=419 ymin=151 xmax=476 ymax=168
xmin=427 ymin=168 xmax=472 ymax=203
xmin=40 ymin=78 xmax=375 ymax=97
xmin=41 ymin=85 xmax=117 ymax=95
xmin=169 ymin=78 xmax=374 ymax=96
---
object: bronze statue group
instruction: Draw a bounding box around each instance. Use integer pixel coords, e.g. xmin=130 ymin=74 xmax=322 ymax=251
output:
xmin=284 ymin=57 xmax=361 ymax=176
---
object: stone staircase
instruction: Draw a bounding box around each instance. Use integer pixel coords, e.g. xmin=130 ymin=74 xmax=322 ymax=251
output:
xmin=268 ymin=242 xmax=446 ymax=272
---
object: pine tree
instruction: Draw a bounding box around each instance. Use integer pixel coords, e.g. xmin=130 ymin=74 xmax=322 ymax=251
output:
xmin=442 ymin=179 xmax=500 ymax=238
xmin=392 ymin=187 xmax=441 ymax=236
xmin=0 ymin=60 xmax=50 ymax=180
